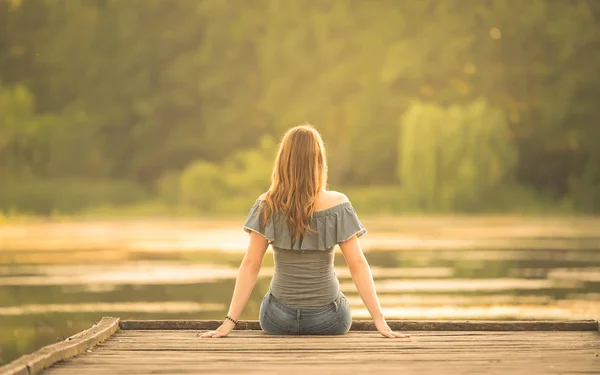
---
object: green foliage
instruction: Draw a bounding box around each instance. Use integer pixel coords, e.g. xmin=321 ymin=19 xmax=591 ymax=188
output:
xmin=220 ymin=135 xmax=276 ymax=198
xmin=178 ymin=161 xmax=224 ymax=212
xmin=156 ymin=171 xmax=181 ymax=206
xmin=569 ymin=160 xmax=600 ymax=213
xmin=0 ymin=179 xmax=148 ymax=215
xmin=1 ymin=0 xmax=600 ymax=213
xmin=0 ymin=85 xmax=53 ymax=180
xmin=166 ymin=135 xmax=276 ymax=213
xmin=399 ymin=99 xmax=517 ymax=211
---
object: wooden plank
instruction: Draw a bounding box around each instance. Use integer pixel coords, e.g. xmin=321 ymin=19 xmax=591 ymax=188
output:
xmin=115 ymin=329 xmax=599 ymax=338
xmin=349 ymin=320 xmax=600 ymax=331
xmin=77 ymin=352 xmax=600 ymax=361
xmin=101 ymin=330 xmax=600 ymax=349
xmin=119 ymin=319 xmax=599 ymax=331
xmin=120 ymin=319 xmax=259 ymax=331
xmin=0 ymin=317 xmax=119 ymax=375
xmin=43 ymin=365 xmax=600 ymax=375
xmin=112 ymin=330 xmax=600 ymax=341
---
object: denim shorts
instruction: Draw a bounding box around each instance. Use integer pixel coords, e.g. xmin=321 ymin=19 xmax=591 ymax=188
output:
xmin=259 ymin=292 xmax=352 ymax=335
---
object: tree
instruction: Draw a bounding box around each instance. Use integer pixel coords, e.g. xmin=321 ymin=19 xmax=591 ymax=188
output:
xmin=1 ymin=0 xmax=600 ymax=213
xmin=399 ymin=99 xmax=517 ymax=211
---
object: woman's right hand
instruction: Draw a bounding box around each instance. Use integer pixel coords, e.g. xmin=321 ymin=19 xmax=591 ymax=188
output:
xmin=375 ymin=319 xmax=411 ymax=338
xmin=198 ymin=320 xmax=235 ymax=338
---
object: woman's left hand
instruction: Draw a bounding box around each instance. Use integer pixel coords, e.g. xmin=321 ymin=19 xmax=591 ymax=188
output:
xmin=198 ymin=320 xmax=235 ymax=338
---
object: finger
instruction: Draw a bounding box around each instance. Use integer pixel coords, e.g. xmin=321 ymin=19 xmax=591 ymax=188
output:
xmin=393 ymin=332 xmax=411 ymax=338
xmin=380 ymin=331 xmax=394 ymax=338
xmin=199 ymin=331 xmax=216 ymax=338
xmin=213 ymin=332 xmax=227 ymax=338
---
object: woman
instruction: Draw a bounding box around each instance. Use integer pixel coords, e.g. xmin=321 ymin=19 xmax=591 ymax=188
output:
xmin=201 ymin=123 xmax=410 ymax=338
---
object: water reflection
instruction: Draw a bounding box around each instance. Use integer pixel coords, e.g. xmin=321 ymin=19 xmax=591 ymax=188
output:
xmin=350 ymin=304 xmax=600 ymax=319
xmin=0 ymin=264 xmax=455 ymax=286
xmin=340 ymin=278 xmax=583 ymax=293
xmin=0 ymin=302 xmax=224 ymax=315
xmin=0 ymin=263 xmax=240 ymax=286
xmin=548 ymin=268 xmax=600 ymax=282
xmin=344 ymin=294 xmax=555 ymax=306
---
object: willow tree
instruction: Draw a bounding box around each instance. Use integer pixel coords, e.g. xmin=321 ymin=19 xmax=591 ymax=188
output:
xmin=398 ymin=99 xmax=517 ymax=211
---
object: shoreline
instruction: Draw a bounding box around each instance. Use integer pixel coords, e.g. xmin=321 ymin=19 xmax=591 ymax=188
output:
xmin=2 ymin=216 xmax=599 ymax=253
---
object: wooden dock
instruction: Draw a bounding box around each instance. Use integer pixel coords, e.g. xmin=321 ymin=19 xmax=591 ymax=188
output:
xmin=2 ymin=318 xmax=599 ymax=375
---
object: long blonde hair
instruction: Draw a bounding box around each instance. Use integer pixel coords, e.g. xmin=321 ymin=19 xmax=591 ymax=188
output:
xmin=261 ymin=123 xmax=328 ymax=242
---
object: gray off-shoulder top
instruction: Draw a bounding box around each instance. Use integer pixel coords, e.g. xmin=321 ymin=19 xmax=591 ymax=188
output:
xmin=243 ymin=198 xmax=367 ymax=308
xmin=242 ymin=199 xmax=367 ymax=251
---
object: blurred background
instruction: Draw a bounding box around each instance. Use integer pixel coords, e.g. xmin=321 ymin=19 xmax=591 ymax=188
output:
xmin=1 ymin=0 xmax=600 ymax=366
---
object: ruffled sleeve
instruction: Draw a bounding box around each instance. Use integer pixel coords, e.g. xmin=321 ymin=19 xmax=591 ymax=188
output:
xmin=242 ymin=199 xmax=275 ymax=243
xmin=242 ymin=199 xmax=366 ymax=250
xmin=310 ymin=202 xmax=367 ymax=249
xmin=335 ymin=204 xmax=367 ymax=244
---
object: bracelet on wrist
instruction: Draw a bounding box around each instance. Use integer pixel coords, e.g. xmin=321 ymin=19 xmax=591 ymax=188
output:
xmin=225 ymin=315 xmax=239 ymax=324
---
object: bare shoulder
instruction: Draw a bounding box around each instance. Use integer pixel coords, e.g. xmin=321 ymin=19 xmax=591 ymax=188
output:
xmin=315 ymin=190 xmax=349 ymax=211
xmin=258 ymin=192 xmax=268 ymax=201
xmin=324 ymin=190 xmax=349 ymax=203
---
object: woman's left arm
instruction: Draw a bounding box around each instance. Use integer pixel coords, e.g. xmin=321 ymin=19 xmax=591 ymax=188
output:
xmin=200 ymin=231 xmax=268 ymax=338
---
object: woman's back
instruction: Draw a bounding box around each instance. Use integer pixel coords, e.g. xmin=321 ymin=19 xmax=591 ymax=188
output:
xmin=243 ymin=191 xmax=367 ymax=308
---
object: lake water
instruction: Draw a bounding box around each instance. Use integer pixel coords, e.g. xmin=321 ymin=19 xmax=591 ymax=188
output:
xmin=1 ymin=218 xmax=599 ymax=365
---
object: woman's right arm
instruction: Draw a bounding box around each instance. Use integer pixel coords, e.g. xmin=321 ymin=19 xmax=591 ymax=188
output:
xmin=339 ymin=235 xmax=410 ymax=339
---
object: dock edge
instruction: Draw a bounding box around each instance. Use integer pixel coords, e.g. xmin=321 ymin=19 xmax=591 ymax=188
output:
xmin=0 ymin=317 xmax=119 ymax=375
